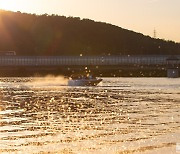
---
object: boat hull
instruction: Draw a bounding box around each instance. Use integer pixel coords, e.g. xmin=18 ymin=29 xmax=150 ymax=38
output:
xmin=68 ymin=79 xmax=102 ymax=86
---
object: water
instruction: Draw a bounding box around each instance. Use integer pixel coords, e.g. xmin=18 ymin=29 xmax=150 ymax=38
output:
xmin=0 ymin=77 xmax=179 ymax=154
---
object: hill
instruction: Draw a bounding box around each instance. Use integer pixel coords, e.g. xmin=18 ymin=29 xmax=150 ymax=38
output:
xmin=0 ymin=10 xmax=180 ymax=56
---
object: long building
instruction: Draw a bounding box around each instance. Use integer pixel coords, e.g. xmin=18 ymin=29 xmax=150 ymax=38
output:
xmin=0 ymin=55 xmax=179 ymax=77
xmin=0 ymin=55 xmax=179 ymax=66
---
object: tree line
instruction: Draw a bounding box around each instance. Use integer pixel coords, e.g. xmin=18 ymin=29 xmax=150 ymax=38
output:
xmin=0 ymin=10 xmax=180 ymax=56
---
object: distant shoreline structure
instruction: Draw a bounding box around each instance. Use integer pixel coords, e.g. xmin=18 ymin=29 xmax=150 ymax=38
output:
xmin=0 ymin=51 xmax=16 ymax=56
xmin=0 ymin=54 xmax=179 ymax=77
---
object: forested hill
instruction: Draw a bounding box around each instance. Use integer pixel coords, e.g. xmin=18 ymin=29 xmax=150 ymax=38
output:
xmin=0 ymin=10 xmax=180 ymax=56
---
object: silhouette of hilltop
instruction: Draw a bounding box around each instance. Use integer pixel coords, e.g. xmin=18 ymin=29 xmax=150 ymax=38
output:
xmin=0 ymin=10 xmax=179 ymax=55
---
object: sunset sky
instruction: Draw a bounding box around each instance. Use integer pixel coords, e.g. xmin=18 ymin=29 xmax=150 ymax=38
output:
xmin=0 ymin=0 xmax=180 ymax=42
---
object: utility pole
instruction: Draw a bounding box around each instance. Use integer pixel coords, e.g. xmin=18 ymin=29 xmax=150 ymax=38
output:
xmin=153 ymin=28 xmax=157 ymax=38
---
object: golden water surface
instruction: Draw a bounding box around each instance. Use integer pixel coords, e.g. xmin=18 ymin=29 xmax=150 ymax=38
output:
xmin=0 ymin=77 xmax=179 ymax=154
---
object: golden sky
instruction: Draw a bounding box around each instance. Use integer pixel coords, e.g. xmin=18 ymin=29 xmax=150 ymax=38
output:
xmin=0 ymin=0 xmax=180 ymax=42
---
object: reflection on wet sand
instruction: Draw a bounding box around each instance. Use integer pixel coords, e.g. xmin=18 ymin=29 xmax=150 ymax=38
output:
xmin=0 ymin=78 xmax=179 ymax=153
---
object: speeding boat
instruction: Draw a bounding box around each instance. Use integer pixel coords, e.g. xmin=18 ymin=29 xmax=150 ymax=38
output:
xmin=68 ymin=75 xmax=102 ymax=86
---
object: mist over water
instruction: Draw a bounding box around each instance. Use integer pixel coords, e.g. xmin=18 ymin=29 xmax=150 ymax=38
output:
xmin=28 ymin=75 xmax=68 ymax=88
xmin=0 ymin=77 xmax=179 ymax=154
